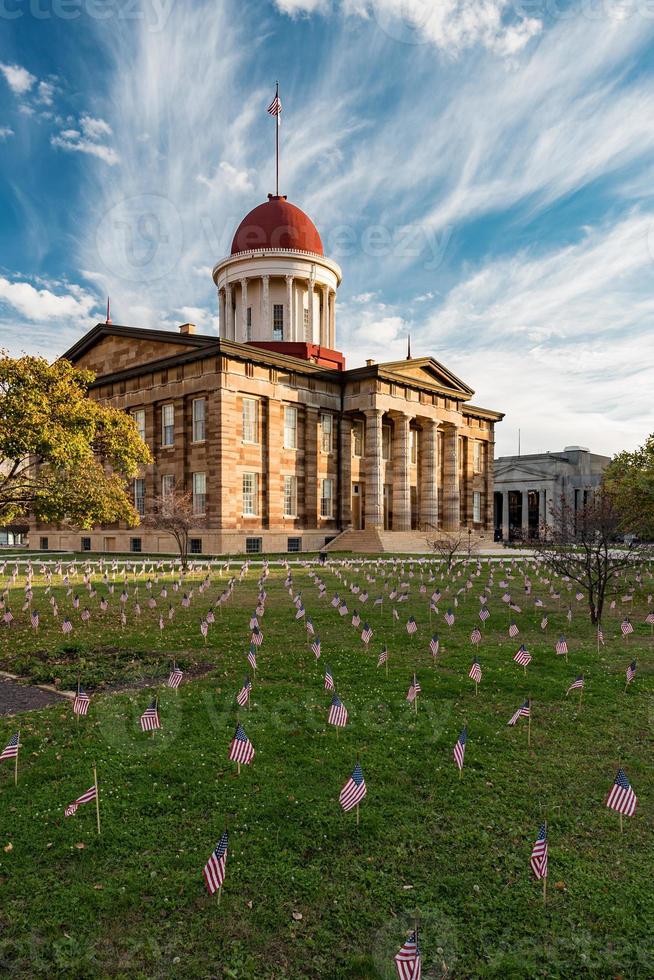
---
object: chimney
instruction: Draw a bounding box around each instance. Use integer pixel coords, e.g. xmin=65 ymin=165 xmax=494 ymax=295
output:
xmin=178 ymin=323 xmax=196 ymax=335
xmin=365 ymin=358 xmax=375 ymax=366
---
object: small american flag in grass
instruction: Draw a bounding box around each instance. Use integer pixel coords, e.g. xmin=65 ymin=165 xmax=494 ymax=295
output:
xmin=167 ymin=667 xmax=183 ymax=689
xmin=507 ymin=699 xmax=530 ymax=726
xmin=429 ymin=634 xmax=439 ymax=657
xmin=251 ymin=626 xmax=263 ymax=646
xmin=530 ymin=823 xmax=548 ymax=879
xmin=203 ymin=830 xmax=228 ymax=895
xmin=361 ymin=623 xmax=373 ymax=645
xmin=229 ymin=723 xmax=255 ymax=764
xmin=555 ymin=636 xmax=568 ymax=655
xmin=64 ymin=783 xmax=97 ymax=817
xmin=540 ymin=615 xmax=548 ymax=630
xmin=606 ymin=768 xmax=637 ymax=816
xmin=508 ymin=621 xmax=519 ymax=638
xmin=61 ymin=617 xmax=73 ymax=635
xmin=247 ymin=645 xmax=257 ymax=671
xmin=444 ymin=609 xmax=455 ymax=627
xmin=339 ymin=762 xmax=367 ymax=812
xmin=140 ymin=699 xmax=160 ymax=732
xmin=0 ymin=732 xmax=20 ymax=761
xmin=311 ymin=637 xmax=321 ymax=659
xmin=626 ymin=660 xmax=637 ymax=684
xmin=406 ymin=616 xmax=418 ymax=635
xmin=453 ymin=727 xmax=467 ymax=771
xmin=621 ymin=618 xmax=634 ymax=636
xmin=514 ymin=645 xmax=532 ymax=667
xmin=236 ymin=676 xmax=252 ymax=707
xmin=469 ymin=658 xmax=482 ymax=683
xmin=566 ymin=674 xmax=584 ymax=694
xmin=394 ymin=930 xmax=421 ymax=980
xmin=479 ymin=607 xmax=490 ymax=623
xmin=470 ymin=626 xmax=481 ymax=645
xmin=328 ymin=694 xmax=348 ymax=727
xmin=73 ymin=689 xmax=90 ymax=716
xmin=30 ymin=610 xmax=39 ymax=630
xmin=377 ymin=647 xmax=388 ymax=667
xmin=406 ymin=674 xmax=421 ymax=703
xmin=324 ymin=666 xmax=335 ymax=691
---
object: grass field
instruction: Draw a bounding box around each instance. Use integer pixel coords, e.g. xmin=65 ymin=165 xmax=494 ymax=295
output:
xmin=0 ymin=556 xmax=652 ymax=979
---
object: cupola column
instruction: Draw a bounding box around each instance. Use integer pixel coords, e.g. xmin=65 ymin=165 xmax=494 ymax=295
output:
xmin=285 ymin=275 xmax=294 ymax=342
xmin=308 ymin=279 xmax=315 ymax=344
xmin=240 ymin=279 xmax=248 ymax=341
xmin=225 ymin=282 xmax=234 ymax=340
xmin=329 ymin=289 xmax=336 ymax=349
xmin=261 ymin=275 xmax=270 ymax=340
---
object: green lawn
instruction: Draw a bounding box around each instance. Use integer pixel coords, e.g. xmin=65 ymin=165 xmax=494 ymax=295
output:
xmin=0 ymin=558 xmax=652 ymax=978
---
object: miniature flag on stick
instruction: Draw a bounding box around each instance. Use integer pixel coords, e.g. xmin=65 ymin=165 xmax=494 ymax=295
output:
xmin=394 ymin=929 xmax=421 ymax=980
xmin=203 ymin=830 xmax=228 ymax=896
xmin=530 ymin=822 xmax=548 ymax=904
xmin=0 ymin=731 xmax=20 ymax=785
xmin=605 ymin=768 xmax=637 ymax=832
xmin=339 ymin=761 xmax=367 ymax=821
xmin=453 ymin=726 xmax=467 ymax=775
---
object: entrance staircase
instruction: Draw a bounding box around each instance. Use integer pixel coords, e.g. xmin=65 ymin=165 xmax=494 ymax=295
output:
xmin=322 ymin=528 xmax=500 ymax=555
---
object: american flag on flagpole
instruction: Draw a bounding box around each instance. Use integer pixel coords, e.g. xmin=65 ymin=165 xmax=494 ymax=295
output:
xmin=73 ymin=689 xmax=90 ymax=716
xmin=229 ymin=723 xmax=255 ymax=764
xmin=0 ymin=731 xmax=20 ymax=761
xmin=203 ymin=830 xmax=228 ymax=895
xmin=566 ymin=674 xmax=584 ymax=694
xmin=328 ymin=694 xmax=348 ymax=727
xmin=140 ymin=698 xmax=160 ymax=732
xmin=507 ymin=699 xmax=530 ymax=726
xmin=530 ymin=823 xmax=548 ymax=879
xmin=339 ymin=761 xmax=367 ymax=812
xmin=605 ymin=768 xmax=637 ymax=816
xmin=453 ymin=727 xmax=467 ymax=771
xmin=267 ymin=90 xmax=282 ymax=118
xmin=394 ymin=930 xmax=421 ymax=980
xmin=64 ymin=783 xmax=97 ymax=817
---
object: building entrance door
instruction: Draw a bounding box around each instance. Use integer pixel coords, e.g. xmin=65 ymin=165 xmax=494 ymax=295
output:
xmin=383 ymin=485 xmax=392 ymax=530
xmin=352 ymin=484 xmax=362 ymax=529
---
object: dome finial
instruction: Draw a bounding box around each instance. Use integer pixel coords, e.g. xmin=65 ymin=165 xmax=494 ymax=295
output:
xmin=406 ymin=333 xmax=411 ymax=359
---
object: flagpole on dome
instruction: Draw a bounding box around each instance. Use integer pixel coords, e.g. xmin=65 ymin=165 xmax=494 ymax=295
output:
xmin=267 ymin=82 xmax=282 ymax=197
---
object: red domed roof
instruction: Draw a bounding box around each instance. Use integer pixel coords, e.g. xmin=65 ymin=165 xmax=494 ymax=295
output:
xmin=231 ymin=195 xmax=324 ymax=256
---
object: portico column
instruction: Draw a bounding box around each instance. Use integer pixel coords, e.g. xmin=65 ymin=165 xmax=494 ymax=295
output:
xmin=321 ymin=286 xmax=329 ymax=346
xmin=261 ymin=275 xmax=270 ymax=340
xmin=420 ymin=419 xmax=438 ymax=530
xmin=308 ymin=279 xmax=315 ymax=343
xmin=240 ymin=278 xmax=248 ymax=341
xmin=225 ymin=282 xmax=234 ymax=340
xmin=521 ymin=490 xmax=530 ymax=538
xmin=364 ymin=408 xmax=384 ymax=529
xmin=339 ymin=416 xmax=352 ymax=529
xmin=392 ymin=414 xmax=411 ymax=531
xmin=442 ymin=424 xmax=460 ymax=530
xmin=502 ymin=490 xmax=510 ymax=541
xmin=285 ymin=275 xmax=294 ymax=342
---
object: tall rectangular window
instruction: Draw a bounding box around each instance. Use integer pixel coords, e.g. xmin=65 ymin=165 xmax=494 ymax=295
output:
xmin=273 ymin=304 xmax=284 ymax=341
xmin=242 ymin=398 xmax=258 ymax=444
xmin=352 ymin=420 xmax=364 ymax=457
xmin=410 ymin=429 xmax=418 ymax=464
xmin=134 ymin=477 xmax=145 ymax=516
xmin=284 ymin=406 xmax=298 ymax=449
xmin=161 ymin=404 xmax=174 ymax=446
xmin=242 ymin=472 xmax=258 ymax=516
xmin=192 ymin=472 xmax=206 ymax=515
xmin=303 ymin=307 xmax=310 ymax=341
xmin=161 ymin=474 xmax=175 ymax=499
xmin=382 ymin=424 xmax=392 ymax=461
xmin=246 ymin=306 xmax=252 ymax=342
xmin=473 ymin=491 xmax=482 ymax=523
xmin=321 ymin=478 xmax=333 ymax=518
xmin=192 ymin=398 xmax=206 ymax=442
xmin=321 ymin=413 xmax=333 ymax=454
xmin=132 ymin=408 xmax=146 ymax=442
xmin=283 ymin=475 xmax=297 ymax=517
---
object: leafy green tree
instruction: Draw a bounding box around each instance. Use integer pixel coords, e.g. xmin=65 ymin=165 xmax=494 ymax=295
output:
xmin=603 ymin=434 xmax=654 ymax=538
xmin=0 ymin=353 xmax=152 ymax=528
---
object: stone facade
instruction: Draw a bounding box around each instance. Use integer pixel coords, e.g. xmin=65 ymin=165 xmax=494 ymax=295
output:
xmin=493 ymin=447 xmax=611 ymax=542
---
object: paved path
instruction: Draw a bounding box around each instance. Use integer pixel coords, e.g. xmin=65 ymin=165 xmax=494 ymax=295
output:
xmin=0 ymin=675 xmax=69 ymax=717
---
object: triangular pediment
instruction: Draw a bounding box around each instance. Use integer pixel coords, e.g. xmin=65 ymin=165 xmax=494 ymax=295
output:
xmin=62 ymin=324 xmax=216 ymax=378
xmin=379 ymin=357 xmax=474 ymax=399
xmin=494 ymin=462 xmax=552 ymax=481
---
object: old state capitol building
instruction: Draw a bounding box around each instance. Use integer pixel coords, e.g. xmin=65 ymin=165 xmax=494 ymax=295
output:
xmin=37 ymin=194 xmax=503 ymax=555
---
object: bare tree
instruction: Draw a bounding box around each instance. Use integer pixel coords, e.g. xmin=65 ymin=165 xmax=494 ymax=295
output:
xmin=536 ymin=491 xmax=647 ymax=625
xmin=426 ymin=529 xmax=477 ymax=571
xmin=142 ymin=489 xmax=206 ymax=568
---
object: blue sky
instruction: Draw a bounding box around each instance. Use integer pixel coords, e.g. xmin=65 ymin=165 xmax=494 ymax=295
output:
xmin=1 ymin=0 xmax=653 ymax=456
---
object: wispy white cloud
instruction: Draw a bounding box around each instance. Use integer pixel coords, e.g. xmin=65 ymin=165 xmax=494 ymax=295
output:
xmin=51 ymin=115 xmax=119 ymax=166
xmin=197 ymin=160 xmax=254 ymax=194
xmin=0 ymin=62 xmax=36 ymax=96
xmin=0 ymin=276 xmax=97 ymax=324
xmin=0 ymin=126 xmax=14 ymax=141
